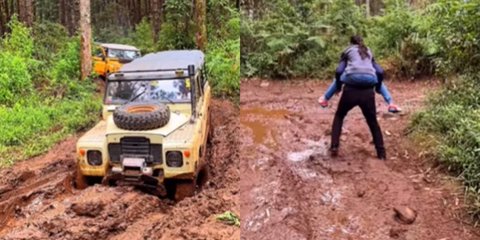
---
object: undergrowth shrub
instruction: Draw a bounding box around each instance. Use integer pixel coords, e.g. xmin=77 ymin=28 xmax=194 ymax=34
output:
xmin=0 ymin=18 xmax=101 ymax=166
xmin=206 ymin=38 xmax=240 ymax=98
xmin=205 ymin=1 xmax=240 ymax=98
xmin=426 ymin=0 xmax=480 ymax=75
xmin=0 ymin=52 xmax=32 ymax=105
xmin=411 ymin=73 xmax=480 ymax=218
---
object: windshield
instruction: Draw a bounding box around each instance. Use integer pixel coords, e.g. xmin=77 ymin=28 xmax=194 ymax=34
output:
xmin=105 ymin=79 xmax=191 ymax=104
xmin=107 ymin=49 xmax=140 ymax=60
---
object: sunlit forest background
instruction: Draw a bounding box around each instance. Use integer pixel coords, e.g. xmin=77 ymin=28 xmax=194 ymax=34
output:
xmin=242 ymin=0 xmax=480 ymax=218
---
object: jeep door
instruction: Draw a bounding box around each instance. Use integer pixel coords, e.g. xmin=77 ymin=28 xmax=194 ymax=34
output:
xmin=196 ymin=71 xmax=211 ymax=161
xmin=93 ymin=47 xmax=107 ymax=76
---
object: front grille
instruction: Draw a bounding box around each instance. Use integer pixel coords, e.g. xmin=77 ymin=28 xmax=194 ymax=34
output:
xmin=108 ymin=137 xmax=162 ymax=164
xmin=121 ymin=137 xmax=150 ymax=155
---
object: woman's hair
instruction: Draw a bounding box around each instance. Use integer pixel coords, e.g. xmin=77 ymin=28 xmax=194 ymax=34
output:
xmin=350 ymin=35 xmax=370 ymax=60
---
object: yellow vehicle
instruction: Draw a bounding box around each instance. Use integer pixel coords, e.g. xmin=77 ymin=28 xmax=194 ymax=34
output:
xmin=93 ymin=43 xmax=141 ymax=77
xmin=76 ymin=50 xmax=211 ymax=200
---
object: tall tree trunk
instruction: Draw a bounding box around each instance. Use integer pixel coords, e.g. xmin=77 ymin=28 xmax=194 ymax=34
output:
xmin=59 ymin=0 xmax=66 ymax=28
xmin=17 ymin=0 xmax=24 ymax=22
xmin=74 ymin=0 xmax=80 ymax=33
xmin=25 ymin=0 xmax=34 ymax=27
xmin=195 ymin=0 xmax=207 ymax=51
xmin=79 ymin=0 xmax=92 ymax=80
xmin=151 ymin=0 xmax=163 ymax=43
xmin=366 ymin=0 xmax=370 ymax=17
xmin=5 ymin=0 xmax=11 ymax=24
xmin=144 ymin=0 xmax=150 ymax=21
xmin=0 ymin=1 xmax=5 ymax=35
xmin=134 ymin=0 xmax=141 ymax=25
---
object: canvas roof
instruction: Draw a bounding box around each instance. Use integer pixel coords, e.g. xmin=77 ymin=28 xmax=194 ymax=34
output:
xmin=100 ymin=43 xmax=139 ymax=51
xmin=108 ymin=50 xmax=205 ymax=80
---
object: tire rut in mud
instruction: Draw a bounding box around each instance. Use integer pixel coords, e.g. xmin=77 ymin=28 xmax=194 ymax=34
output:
xmin=0 ymin=100 xmax=239 ymax=240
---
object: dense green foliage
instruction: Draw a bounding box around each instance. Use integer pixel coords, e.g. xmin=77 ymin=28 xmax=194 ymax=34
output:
xmin=242 ymin=0 xmax=365 ymax=78
xmin=241 ymin=0 xmax=442 ymax=78
xmin=0 ymin=18 xmax=101 ymax=166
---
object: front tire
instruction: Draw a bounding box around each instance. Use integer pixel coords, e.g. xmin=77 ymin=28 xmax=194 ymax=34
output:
xmin=74 ymin=168 xmax=102 ymax=189
xmin=174 ymin=180 xmax=197 ymax=201
xmin=165 ymin=179 xmax=197 ymax=201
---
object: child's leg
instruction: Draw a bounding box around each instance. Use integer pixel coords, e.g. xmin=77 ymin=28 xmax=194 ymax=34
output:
xmin=378 ymin=83 xmax=393 ymax=105
xmin=323 ymin=78 xmax=338 ymax=100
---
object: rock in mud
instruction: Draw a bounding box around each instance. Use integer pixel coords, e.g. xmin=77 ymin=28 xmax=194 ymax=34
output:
xmin=394 ymin=206 xmax=417 ymax=224
xmin=260 ymin=81 xmax=270 ymax=87
xmin=356 ymin=190 xmax=366 ymax=198
xmin=70 ymin=202 xmax=105 ymax=217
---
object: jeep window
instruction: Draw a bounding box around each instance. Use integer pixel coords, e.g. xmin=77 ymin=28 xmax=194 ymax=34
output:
xmin=107 ymin=49 xmax=141 ymax=60
xmin=94 ymin=47 xmax=104 ymax=57
xmin=105 ymin=79 xmax=191 ymax=104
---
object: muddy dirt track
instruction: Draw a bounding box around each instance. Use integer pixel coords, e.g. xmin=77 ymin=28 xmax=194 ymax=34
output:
xmin=0 ymin=100 xmax=239 ymax=240
xmin=240 ymin=80 xmax=480 ymax=240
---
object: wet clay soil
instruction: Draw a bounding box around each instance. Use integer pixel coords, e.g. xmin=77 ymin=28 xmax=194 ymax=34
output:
xmin=240 ymin=79 xmax=480 ymax=240
xmin=0 ymin=100 xmax=239 ymax=240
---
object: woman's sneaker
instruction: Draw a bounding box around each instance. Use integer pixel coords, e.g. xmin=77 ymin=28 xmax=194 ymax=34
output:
xmin=377 ymin=149 xmax=386 ymax=160
xmin=330 ymin=146 xmax=339 ymax=157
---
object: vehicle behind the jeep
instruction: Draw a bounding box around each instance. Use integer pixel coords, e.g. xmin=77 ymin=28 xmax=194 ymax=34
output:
xmin=93 ymin=43 xmax=141 ymax=77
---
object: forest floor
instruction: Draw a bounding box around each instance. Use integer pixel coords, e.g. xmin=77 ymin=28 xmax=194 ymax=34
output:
xmin=240 ymin=79 xmax=480 ymax=240
xmin=0 ymin=100 xmax=240 ymax=240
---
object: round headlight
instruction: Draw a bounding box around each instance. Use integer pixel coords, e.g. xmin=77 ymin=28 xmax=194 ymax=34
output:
xmin=166 ymin=151 xmax=183 ymax=167
xmin=87 ymin=150 xmax=103 ymax=166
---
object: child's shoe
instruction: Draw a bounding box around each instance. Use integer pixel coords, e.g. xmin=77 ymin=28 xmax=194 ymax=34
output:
xmin=318 ymin=97 xmax=329 ymax=108
xmin=388 ymin=104 xmax=401 ymax=113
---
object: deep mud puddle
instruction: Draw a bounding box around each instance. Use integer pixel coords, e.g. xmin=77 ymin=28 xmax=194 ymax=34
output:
xmin=240 ymin=107 xmax=291 ymax=150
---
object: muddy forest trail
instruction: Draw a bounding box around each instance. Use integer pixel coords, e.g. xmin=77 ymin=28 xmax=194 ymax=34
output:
xmin=0 ymin=100 xmax=239 ymax=240
xmin=240 ymin=80 xmax=480 ymax=240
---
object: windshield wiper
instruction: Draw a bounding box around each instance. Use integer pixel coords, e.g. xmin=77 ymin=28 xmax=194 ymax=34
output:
xmin=164 ymin=97 xmax=176 ymax=104
xmin=127 ymin=90 xmax=146 ymax=103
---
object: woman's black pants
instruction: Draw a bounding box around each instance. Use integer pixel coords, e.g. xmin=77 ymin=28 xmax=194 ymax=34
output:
xmin=331 ymin=85 xmax=386 ymax=158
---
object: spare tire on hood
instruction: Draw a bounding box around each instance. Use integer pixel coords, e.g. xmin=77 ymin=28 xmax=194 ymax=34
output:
xmin=113 ymin=102 xmax=170 ymax=130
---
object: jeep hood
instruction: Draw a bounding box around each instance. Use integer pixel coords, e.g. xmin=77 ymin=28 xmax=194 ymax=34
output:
xmin=106 ymin=112 xmax=189 ymax=137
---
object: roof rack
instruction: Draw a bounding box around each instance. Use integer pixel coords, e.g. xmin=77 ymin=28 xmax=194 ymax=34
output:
xmin=115 ymin=68 xmax=188 ymax=74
